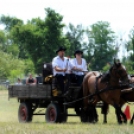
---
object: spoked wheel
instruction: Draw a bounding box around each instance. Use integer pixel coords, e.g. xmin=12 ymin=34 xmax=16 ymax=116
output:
xmin=18 ymin=103 xmax=32 ymax=123
xmin=45 ymin=103 xmax=60 ymax=123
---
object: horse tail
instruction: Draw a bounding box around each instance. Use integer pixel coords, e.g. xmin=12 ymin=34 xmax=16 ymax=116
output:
xmin=82 ymin=74 xmax=91 ymax=109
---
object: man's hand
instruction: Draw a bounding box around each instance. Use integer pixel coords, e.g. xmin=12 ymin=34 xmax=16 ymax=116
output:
xmin=63 ymin=68 xmax=67 ymax=72
xmin=55 ymin=66 xmax=67 ymax=72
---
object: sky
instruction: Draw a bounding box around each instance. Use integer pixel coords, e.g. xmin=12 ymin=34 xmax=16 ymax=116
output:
xmin=0 ymin=0 xmax=134 ymax=58
xmin=0 ymin=0 xmax=134 ymax=33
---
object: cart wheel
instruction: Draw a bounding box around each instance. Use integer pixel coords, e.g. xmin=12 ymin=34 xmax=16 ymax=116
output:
xmin=18 ymin=103 xmax=32 ymax=123
xmin=45 ymin=103 xmax=61 ymax=123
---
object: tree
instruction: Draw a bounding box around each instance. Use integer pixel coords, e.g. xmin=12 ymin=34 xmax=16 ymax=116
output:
xmin=0 ymin=15 xmax=23 ymax=31
xmin=0 ymin=15 xmax=25 ymax=57
xmin=65 ymin=23 xmax=85 ymax=57
xmin=10 ymin=8 xmax=66 ymax=73
xmin=85 ymin=21 xmax=117 ymax=71
xmin=0 ymin=30 xmax=7 ymax=52
xmin=127 ymin=27 xmax=134 ymax=70
xmin=0 ymin=50 xmax=26 ymax=78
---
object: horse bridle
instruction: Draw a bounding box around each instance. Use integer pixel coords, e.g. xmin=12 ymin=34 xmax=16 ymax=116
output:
xmin=109 ymin=65 xmax=128 ymax=81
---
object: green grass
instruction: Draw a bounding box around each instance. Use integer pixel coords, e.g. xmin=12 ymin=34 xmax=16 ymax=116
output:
xmin=0 ymin=90 xmax=134 ymax=134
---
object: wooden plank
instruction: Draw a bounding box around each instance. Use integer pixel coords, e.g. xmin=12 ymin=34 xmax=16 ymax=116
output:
xmin=8 ymin=84 xmax=52 ymax=98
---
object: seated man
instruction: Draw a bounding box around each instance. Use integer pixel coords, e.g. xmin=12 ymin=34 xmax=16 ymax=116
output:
xmin=26 ymin=74 xmax=37 ymax=85
xmin=52 ymin=46 xmax=70 ymax=96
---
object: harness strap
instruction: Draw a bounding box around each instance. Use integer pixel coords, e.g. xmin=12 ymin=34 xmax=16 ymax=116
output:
xmin=95 ymin=75 xmax=122 ymax=101
xmin=95 ymin=75 xmax=102 ymax=100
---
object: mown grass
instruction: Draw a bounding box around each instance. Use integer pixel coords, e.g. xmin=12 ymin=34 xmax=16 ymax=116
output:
xmin=0 ymin=90 xmax=134 ymax=134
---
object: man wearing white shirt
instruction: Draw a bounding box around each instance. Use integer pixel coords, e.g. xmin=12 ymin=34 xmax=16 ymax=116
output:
xmin=52 ymin=46 xmax=70 ymax=95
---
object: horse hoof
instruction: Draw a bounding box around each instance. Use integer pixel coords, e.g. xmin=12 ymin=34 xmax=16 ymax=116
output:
xmin=130 ymin=121 xmax=133 ymax=124
xmin=88 ymin=120 xmax=96 ymax=124
xmin=124 ymin=120 xmax=127 ymax=124
xmin=118 ymin=121 xmax=122 ymax=124
xmin=103 ymin=121 xmax=107 ymax=124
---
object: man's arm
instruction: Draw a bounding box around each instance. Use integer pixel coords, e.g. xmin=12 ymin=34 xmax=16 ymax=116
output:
xmin=54 ymin=66 xmax=67 ymax=72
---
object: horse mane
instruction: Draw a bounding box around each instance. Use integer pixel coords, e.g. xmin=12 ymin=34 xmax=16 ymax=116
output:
xmin=100 ymin=72 xmax=110 ymax=83
xmin=100 ymin=62 xmax=121 ymax=83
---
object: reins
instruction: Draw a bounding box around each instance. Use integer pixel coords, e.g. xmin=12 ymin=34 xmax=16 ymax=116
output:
xmin=63 ymin=84 xmax=121 ymax=105
xmin=64 ymin=64 xmax=130 ymax=106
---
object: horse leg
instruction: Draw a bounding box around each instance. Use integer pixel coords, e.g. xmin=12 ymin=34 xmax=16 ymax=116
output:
xmin=130 ymin=113 xmax=134 ymax=124
xmin=87 ymin=104 xmax=98 ymax=123
xmin=114 ymin=104 xmax=122 ymax=124
xmin=80 ymin=109 xmax=88 ymax=122
xmin=94 ymin=106 xmax=98 ymax=122
xmin=116 ymin=104 xmax=127 ymax=123
xmin=120 ymin=109 xmax=127 ymax=123
xmin=101 ymin=102 xmax=109 ymax=123
xmin=103 ymin=114 xmax=107 ymax=124
xmin=80 ymin=98 xmax=89 ymax=122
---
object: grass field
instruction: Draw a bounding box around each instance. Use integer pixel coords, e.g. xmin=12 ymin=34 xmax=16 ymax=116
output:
xmin=0 ymin=90 xmax=134 ymax=134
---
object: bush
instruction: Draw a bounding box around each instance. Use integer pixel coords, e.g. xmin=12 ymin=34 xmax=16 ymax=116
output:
xmin=0 ymin=85 xmax=8 ymax=90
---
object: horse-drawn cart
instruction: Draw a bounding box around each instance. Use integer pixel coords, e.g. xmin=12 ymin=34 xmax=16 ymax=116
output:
xmin=8 ymin=63 xmax=105 ymax=123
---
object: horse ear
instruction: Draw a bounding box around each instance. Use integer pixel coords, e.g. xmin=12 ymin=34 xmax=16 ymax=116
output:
xmin=114 ymin=58 xmax=121 ymax=67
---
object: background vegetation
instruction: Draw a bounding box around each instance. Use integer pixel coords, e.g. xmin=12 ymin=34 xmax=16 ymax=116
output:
xmin=0 ymin=7 xmax=134 ymax=81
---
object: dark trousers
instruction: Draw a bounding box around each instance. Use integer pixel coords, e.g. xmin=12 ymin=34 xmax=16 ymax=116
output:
xmin=70 ymin=74 xmax=84 ymax=86
xmin=55 ymin=74 xmax=70 ymax=94
xmin=75 ymin=75 xmax=84 ymax=86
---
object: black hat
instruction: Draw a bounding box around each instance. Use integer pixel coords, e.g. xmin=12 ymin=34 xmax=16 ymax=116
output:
xmin=74 ymin=50 xmax=83 ymax=56
xmin=56 ymin=46 xmax=66 ymax=54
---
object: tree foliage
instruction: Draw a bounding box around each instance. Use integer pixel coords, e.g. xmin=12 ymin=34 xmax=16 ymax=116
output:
xmin=1 ymin=8 xmax=133 ymax=78
xmin=85 ymin=21 xmax=117 ymax=70
xmin=0 ymin=15 xmax=23 ymax=31
xmin=10 ymin=8 xmax=66 ymax=73
xmin=65 ymin=24 xmax=85 ymax=57
xmin=0 ymin=30 xmax=7 ymax=52
xmin=0 ymin=51 xmax=26 ymax=78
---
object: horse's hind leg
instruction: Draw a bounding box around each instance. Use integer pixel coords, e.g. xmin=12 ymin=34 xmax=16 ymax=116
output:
xmin=80 ymin=108 xmax=89 ymax=122
xmin=88 ymin=104 xmax=98 ymax=123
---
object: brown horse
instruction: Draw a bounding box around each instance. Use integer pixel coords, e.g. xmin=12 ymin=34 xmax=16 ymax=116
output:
xmin=82 ymin=60 xmax=130 ymax=124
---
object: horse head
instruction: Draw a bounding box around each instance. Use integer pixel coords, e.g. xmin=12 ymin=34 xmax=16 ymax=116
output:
xmin=109 ymin=59 xmax=130 ymax=84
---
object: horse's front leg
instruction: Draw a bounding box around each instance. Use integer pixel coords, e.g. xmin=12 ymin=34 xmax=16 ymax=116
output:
xmin=101 ymin=102 xmax=109 ymax=123
xmin=120 ymin=109 xmax=127 ymax=123
xmin=114 ymin=103 xmax=122 ymax=124
xmin=103 ymin=114 xmax=107 ymax=124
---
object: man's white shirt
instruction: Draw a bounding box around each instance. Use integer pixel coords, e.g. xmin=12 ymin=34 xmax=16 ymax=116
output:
xmin=52 ymin=56 xmax=70 ymax=76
